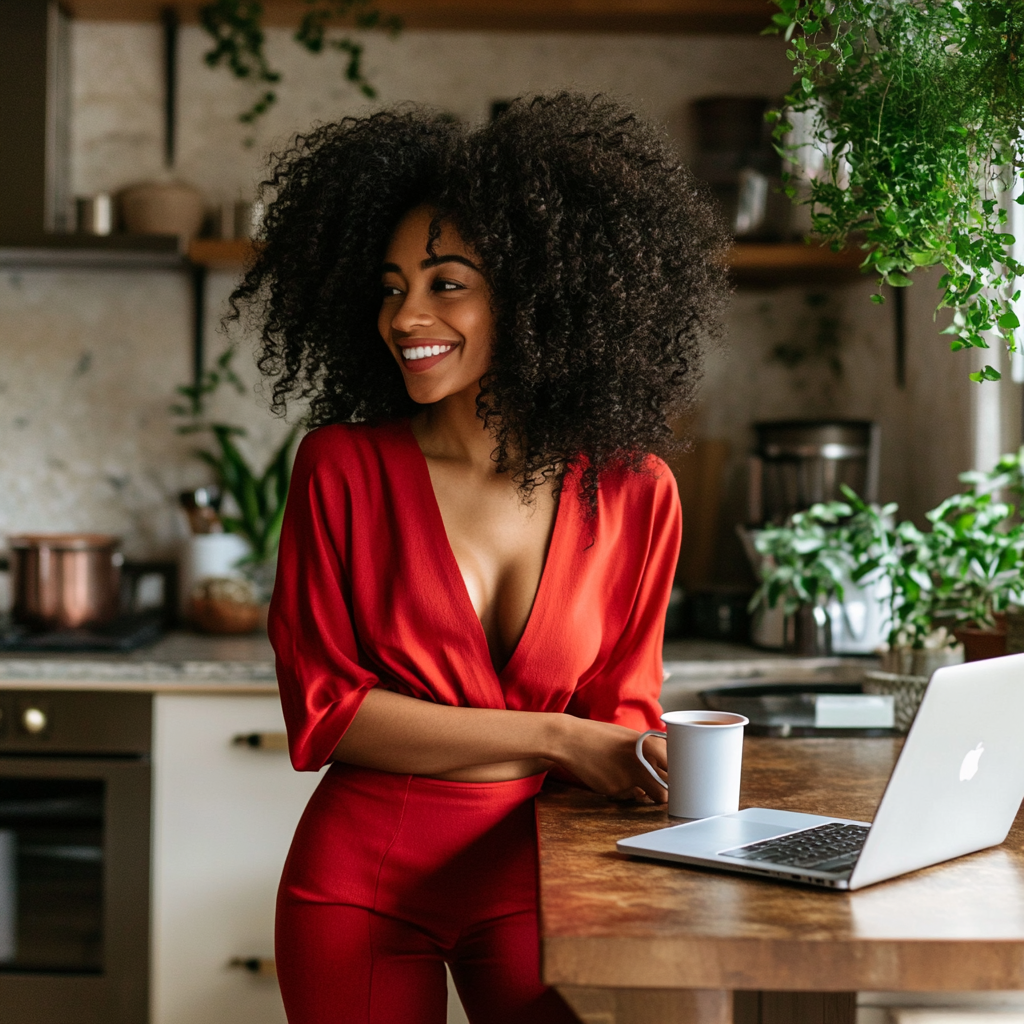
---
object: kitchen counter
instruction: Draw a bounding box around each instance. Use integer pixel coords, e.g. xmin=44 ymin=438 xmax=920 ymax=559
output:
xmin=0 ymin=632 xmax=875 ymax=695
xmin=0 ymin=631 xmax=277 ymax=692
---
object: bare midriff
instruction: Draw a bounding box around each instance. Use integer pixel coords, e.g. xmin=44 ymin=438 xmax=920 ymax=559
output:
xmin=430 ymin=758 xmax=552 ymax=783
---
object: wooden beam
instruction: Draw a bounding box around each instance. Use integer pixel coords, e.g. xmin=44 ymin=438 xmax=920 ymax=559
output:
xmin=64 ymin=0 xmax=774 ymax=34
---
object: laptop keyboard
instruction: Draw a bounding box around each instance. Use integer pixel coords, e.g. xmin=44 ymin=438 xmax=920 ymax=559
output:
xmin=720 ymin=822 xmax=870 ymax=873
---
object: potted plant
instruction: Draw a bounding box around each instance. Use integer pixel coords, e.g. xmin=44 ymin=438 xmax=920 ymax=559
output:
xmin=768 ymin=1 xmax=1024 ymax=382
xmin=172 ymin=346 xmax=300 ymax=629
xmin=751 ymin=455 xmax=1024 ymax=727
xmin=749 ymin=499 xmax=863 ymax=655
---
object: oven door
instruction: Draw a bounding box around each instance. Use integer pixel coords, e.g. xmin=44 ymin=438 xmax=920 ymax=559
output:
xmin=0 ymin=756 xmax=150 ymax=1024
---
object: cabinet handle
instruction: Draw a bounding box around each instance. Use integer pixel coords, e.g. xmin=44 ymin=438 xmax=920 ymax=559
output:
xmin=229 ymin=957 xmax=277 ymax=976
xmin=232 ymin=732 xmax=288 ymax=751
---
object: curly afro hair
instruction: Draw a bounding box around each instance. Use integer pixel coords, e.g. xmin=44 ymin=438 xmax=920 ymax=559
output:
xmin=231 ymin=92 xmax=729 ymax=504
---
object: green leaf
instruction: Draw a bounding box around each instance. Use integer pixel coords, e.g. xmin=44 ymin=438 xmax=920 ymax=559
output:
xmin=969 ymin=365 xmax=1002 ymax=383
xmin=886 ymin=272 xmax=913 ymax=287
xmin=998 ymin=310 xmax=1020 ymax=330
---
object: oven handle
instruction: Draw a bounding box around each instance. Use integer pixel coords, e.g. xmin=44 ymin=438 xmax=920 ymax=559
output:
xmin=229 ymin=957 xmax=277 ymax=976
xmin=231 ymin=732 xmax=288 ymax=751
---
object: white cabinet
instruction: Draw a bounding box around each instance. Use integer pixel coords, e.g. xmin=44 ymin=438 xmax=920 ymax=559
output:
xmin=150 ymin=694 xmax=322 ymax=1024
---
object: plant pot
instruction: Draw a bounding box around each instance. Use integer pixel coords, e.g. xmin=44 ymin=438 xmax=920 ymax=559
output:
xmin=121 ymin=181 xmax=205 ymax=238
xmin=791 ymin=603 xmax=831 ymax=656
xmin=953 ymin=625 xmax=1007 ymax=662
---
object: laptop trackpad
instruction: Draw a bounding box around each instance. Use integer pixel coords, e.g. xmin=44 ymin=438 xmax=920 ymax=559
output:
xmin=625 ymin=815 xmax=786 ymax=856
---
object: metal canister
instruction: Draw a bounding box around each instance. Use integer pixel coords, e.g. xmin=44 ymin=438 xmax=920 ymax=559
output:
xmin=7 ymin=534 xmax=123 ymax=629
xmin=75 ymin=194 xmax=114 ymax=236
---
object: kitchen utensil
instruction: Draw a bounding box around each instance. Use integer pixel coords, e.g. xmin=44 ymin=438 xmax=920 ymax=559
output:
xmin=179 ymin=487 xmax=223 ymax=534
xmin=120 ymin=181 xmax=204 ymax=238
xmin=636 ymin=710 xmax=748 ymax=818
xmin=75 ymin=194 xmax=113 ymax=235
xmin=690 ymin=96 xmax=787 ymax=240
xmin=748 ymin=420 xmax=880 ymax=526
xmin=7 ymin=534 xmax=122 ymax=630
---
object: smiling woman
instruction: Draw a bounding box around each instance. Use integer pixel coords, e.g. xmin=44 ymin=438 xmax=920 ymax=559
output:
xmin=378 ymin=206 xmax=495 ymax=404
xmin=228 ymin=93 xmax=729 ymax=1024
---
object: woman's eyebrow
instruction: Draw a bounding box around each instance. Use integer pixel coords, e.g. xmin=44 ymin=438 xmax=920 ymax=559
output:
xmin=380 ymin=254 xmax=482 ymax=275
xmin=421 ymin=254 xmax=481 ymax=272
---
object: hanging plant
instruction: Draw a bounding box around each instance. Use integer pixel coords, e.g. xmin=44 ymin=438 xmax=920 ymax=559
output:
xmin=199 ymin=0 xmax=401 ymax=128
xmin=768 ymin=1 xmax=1024 ymax=382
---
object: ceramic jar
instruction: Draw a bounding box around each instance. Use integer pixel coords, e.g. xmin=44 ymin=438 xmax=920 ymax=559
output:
xmin=121 ymin=181 xmax=205 ymax=238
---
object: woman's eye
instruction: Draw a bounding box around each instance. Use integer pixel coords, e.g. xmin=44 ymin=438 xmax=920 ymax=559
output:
xmin=381 ymin=284 xmax=402 ymax=298
xmin=434 ymin=279 xmax=463 ymax=292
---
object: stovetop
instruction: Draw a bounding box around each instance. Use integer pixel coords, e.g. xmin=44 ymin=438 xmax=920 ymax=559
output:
xmin=0 ymin=612 xmax=165 ymax=653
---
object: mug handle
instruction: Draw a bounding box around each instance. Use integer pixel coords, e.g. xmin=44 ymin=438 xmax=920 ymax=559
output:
xmin=635 ymin=730 xmax=668 ymax=789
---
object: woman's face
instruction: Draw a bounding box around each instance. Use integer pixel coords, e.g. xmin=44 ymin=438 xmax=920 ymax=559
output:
xmin=379 ymin=205 xmax=495 ymax=407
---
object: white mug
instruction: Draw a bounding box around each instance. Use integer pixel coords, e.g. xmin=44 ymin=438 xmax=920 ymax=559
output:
xmin=636 ymin=710 xmax=749 ymax=819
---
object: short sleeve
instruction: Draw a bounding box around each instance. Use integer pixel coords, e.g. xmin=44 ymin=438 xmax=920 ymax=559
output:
xmin=565 ymin=465 xmax=681 ymax=733
xmin=268 ymin=430 xmax=380 ymax=771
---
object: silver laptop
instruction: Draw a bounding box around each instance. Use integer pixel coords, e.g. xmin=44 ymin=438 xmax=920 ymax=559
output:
xmin=617 ymin=654 xmax=1024 ymax=890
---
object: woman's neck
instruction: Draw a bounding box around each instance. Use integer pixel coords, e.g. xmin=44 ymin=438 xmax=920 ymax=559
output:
xmin=411 ymin=387 xmax=498 ymax=472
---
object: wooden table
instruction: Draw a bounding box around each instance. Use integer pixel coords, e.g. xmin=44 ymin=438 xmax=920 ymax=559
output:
xmin=537 ymin=737 xmax=1024 ymax=1024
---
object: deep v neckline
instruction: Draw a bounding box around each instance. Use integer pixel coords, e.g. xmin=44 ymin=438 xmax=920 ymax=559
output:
xmin=401 ymin=421 xmax=567 ymax=681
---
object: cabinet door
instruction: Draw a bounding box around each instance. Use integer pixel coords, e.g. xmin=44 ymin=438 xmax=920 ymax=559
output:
xmin=151 ymin=694 xmax=321 ymax=1024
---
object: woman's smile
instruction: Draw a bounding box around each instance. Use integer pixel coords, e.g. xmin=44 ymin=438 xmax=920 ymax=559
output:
xmin=398 ymin=340 xmax=458 ymax=372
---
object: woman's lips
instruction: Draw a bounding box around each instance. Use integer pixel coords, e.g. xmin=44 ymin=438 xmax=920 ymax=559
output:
xmin=398 ymin=342 xmax=456 ymax=374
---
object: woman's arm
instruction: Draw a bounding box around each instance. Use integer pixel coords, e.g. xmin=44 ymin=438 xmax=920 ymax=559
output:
xmin=333 ymin=688 xmax=668 ymax=802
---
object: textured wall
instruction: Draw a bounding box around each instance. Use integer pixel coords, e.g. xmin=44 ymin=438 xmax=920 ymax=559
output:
xmin=0 ymin=20 xmax=979 ymax=578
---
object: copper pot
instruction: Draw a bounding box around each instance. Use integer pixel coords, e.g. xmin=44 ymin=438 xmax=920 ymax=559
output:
xmin=8 ymin=534 xmax=123 ymax=629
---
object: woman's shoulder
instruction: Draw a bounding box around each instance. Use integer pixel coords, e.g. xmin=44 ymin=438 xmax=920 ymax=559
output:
xmin=295 ymin=419 xmax=410 ymax=465
xmin=592 ymin=454 xmax=679 ymax=509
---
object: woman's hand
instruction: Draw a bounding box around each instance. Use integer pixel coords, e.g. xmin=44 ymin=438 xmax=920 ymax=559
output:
xmin=553 ymin=717 xmax=667 ymax=804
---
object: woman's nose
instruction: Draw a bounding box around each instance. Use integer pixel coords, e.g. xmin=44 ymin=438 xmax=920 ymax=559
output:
xmin=389 ymin=288 xmax=434 ymax=333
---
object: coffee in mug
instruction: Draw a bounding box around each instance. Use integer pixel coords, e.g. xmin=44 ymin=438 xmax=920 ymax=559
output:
xmin=636 ymin=710 xmax=748 ymax=819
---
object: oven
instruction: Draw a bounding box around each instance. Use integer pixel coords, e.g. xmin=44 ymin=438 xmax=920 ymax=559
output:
xmin=0 ymin=690 xmax=151 ymax=1024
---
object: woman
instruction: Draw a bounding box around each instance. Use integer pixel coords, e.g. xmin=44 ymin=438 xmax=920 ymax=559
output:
xmin=233 ymin=93 xmax=727 ymax=1023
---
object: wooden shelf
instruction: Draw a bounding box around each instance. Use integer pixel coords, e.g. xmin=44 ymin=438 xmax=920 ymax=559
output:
xmin=64 ymin=0 xmax=773 ymax=33
xmin=729 ymin=241 xmax=866 ymax=287
xmin=188 ymin=237 xmax=868 ymax=287
xmin=187 ymin=238 xmax=256 ymax=270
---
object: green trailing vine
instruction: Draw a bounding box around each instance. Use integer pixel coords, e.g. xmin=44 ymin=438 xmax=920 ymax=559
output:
xmin=768 ymin=1 xmax=1024 ymax=382
xmin=199 ymin=0 xmax=400 ymax=128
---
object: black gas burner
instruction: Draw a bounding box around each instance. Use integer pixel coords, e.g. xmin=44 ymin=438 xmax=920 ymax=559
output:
xmin=0 ymin=612 xmax=164 ymax=653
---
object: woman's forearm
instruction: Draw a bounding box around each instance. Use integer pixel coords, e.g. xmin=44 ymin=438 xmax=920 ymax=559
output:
xmin=332 ymin=688 xmax=669 ymax=803
xmin=331 ymin=688 xmax=567 ymax=775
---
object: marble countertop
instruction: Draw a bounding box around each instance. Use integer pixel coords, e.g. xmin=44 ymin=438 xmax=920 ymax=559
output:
xmin=0 ymin=631 xmax=875 ymax=695
xmin=0 ymin=631 xmax=278 ymax=693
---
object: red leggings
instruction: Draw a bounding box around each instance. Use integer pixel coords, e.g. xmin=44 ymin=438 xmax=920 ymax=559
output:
xmin=276 ymin=764 xmax=578 ymax=1024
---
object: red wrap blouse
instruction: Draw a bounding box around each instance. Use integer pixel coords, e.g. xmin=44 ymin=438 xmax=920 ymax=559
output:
xmin=269 ymin=420 xmax=681 ymax=772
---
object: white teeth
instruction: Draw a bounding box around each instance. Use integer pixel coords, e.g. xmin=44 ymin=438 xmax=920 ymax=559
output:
xmin=403 ymin=344 xmax=453 ymax=361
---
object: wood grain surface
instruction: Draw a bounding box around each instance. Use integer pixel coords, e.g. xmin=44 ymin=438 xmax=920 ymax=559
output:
xmin=537 ymin=737 xmax=1024 ymax=993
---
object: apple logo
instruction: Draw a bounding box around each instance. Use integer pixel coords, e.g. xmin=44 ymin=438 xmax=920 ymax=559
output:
xmin=960 ymin=742 xmax=985 ymax=782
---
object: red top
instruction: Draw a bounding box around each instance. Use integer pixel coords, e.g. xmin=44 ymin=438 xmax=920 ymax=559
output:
xmin=269 ymin=420 xmax=681 ymax=772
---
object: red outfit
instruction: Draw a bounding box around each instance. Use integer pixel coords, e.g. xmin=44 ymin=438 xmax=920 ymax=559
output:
xmin=270 ymin=421 xmax=680 ymax=1023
